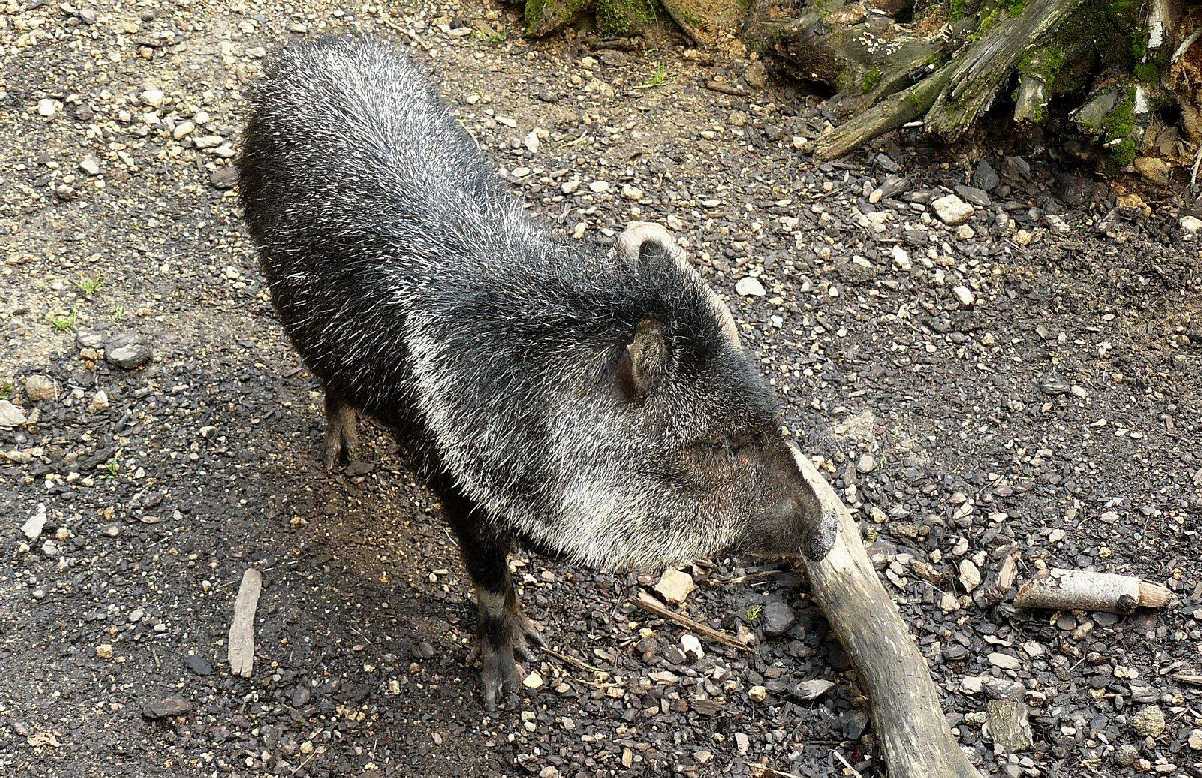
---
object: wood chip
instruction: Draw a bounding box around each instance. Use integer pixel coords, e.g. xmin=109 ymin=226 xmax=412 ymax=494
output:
xmin=228 ymin=568 xmax=262 ymax=678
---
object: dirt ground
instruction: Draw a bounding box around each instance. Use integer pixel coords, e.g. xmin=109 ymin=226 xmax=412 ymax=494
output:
xmin=2 ymin=1 xmax=1201 ymax=777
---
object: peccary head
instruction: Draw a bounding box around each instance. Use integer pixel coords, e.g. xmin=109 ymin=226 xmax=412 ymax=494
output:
xmin=434 ymin=221 xmax=837 ymax=571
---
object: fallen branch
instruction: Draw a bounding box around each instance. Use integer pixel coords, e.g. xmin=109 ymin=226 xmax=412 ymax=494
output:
xmin=1014 ymin=568 xmax=1172 ymax=614
xmin=228 ymin=568 xmax=262 ymax=678
xmin=632 ymin=591 xmax=753 ymax=652
xmin=790 ymin=445 xmax=981 ymax=778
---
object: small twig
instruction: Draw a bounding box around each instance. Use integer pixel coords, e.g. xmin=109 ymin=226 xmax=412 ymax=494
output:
xmin=542 ymin=646 xmax=609 ymax=676
xmin=833 ymin=750 xmax=864 ymax=777
xmin=1190 ymin=143 xmax=1201 ymax=193
xmin=749 ymin=764 xmax=804 ymax=778
xmin=705 ymin=80 xmax=750 ymax=97
xmin=631 ymin=592 xmax=752 ymax=652
xmin=1174 ymin=673 xmax=1202 ymax=686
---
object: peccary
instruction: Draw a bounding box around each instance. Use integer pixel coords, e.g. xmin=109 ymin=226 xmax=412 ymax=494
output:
xmin=237 ymin=35 xmax=836 ymax=709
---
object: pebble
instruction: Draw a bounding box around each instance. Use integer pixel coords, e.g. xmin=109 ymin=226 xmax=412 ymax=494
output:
xmin=140 ymin=88 xmax=164 ymax=108
xmin=748 ymin=685 xmax=768 ymax=702
xmin=96 ymin=644 xmax=114 ymax=659
xmin=735 ymin=277 xmax=766 ymax=297
xmin=210 ymin=166 xmax=238 ymax=190
xmin=792 ymin=679 xmax=834 ymax=701
xmin=1130 ymin=705 xmax=1165 ymax=738
xmin=0 ymin=400 xmax=28 ymax=428
xmin=856 ymin=453 xmax=875 ymax=473
xmin=973 ymin=160 xmax=1000 ymax=191
xmin=1181 ymin=216 xmax=1202 ymax=235
xmin=745 ymin=61 xmax=768 ymax=89
xmin=1115 ymin=744 xmax=1138 ymax=766
xmin=932 ymin=194 xmax=974 ymax=226
xmin=173 ymin=120 xmax=195 ymax=139
xmin=987 ymin=700 xmax=1033 ymax=753
xmin=959 ymin=559 xmax=982 ymax=592
xmin=523 ymin=671 xmax=544 ymax=689
xmin=988 ymin=652 xmax=1021 ymax=670
xmin=23 ymin=375 xmax=57 ymax=402
xmin=142 ymin=697 xmax=194 ymax=720
xmin=88 ymin=390 xmax=110 ymax=413
xmin=680 ymin=634 xmax=704 ymax=661
xmin=1133 ymin=156 xmax=1170 ymax=186
xmin=652 ymin=569 xmax=694 ymax=604
xmin=105 ymin=333 xmax=153 ymax=369
xmin=182 ymin=655 xmax=213 ymax=676
xmin=953 ymin=286 xmax=976 ymax=307
xmin=22 ymin=504 xmax=47 ymax=541
xmin=79 ymin=156 xmax=101 ymax=176
xmin=37 ymin=98 xmax=58 ymax=117
xmin=588 ymin=180 xmax=610 ymax=193
xmin=1189 ymin=729 xmax=1202 ymax=750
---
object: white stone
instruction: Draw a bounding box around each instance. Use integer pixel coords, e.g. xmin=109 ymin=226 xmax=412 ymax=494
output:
xmin=891 ymin=245 xmax=912 ymax=270
xmin=932 ymin=194 xmax=974 ymax=226
xmin=22 ymin=504 xmax=47 ymax=541
xmin=0 ymin=400 xmax=27 ymax=428
xmin=652 ymin=569 xmax=694 ymax=604
xmin=588 ymin=180 xmax=610 ymax=194
xmin=735 ymin=277 xmax=766 ymax=297
xmin=953 ymin=285 xmax=976 ymax=307
xmin=680 ymin=633 xmax=704 ymax=660
xmin=523 ymin=131 xmax=539 ymax=154
xmin=37 ymin=99 xmax=58 ymax=117
xmin=141 ymin=87 xmax=164 ymax=107
xmin=1181 ymin=216 xmax=1202 ymax=235
xmin=80 ymin=156 xmax=101 ymax=176
xmin=959 ymin=559 xmax=982 ymax=592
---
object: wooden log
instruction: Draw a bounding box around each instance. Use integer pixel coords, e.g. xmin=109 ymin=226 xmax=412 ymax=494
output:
xmin=924 ymin=0 xmax=1085 ymax=140
xmin=1014 ymin=568 xmax=1172 ymax=614
xmin=789 ymin=445 xmax=982 ymax=778
xmin=228 ymin=568 xmax=263 ymax=678
xmin=659 ymin=0 xmax=744 ymax=47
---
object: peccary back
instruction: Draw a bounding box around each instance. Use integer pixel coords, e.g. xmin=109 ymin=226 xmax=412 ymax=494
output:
xmin=239 ymin=35 xmax=832 ymax=570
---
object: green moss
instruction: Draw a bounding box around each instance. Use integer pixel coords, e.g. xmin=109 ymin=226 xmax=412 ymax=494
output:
xmin=861 ymin=67 xmax=883 ymax=93
xmin=596 ymin=0 xmax=657 ymax=36
xmin=1018 ymin=45 xmax=1067 ymax=84
xmin=1101 ymin=86 xmax=1137 ymax=168
xmin=950 ymin=0 xmax=970 ymax=19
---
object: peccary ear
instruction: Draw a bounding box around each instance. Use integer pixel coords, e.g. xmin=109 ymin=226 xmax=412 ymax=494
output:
xmin=615 ymin=319 xmax=667 ymax=404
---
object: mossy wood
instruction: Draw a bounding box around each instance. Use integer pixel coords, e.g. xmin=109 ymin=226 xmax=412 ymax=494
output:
xmin=744 ymin=0 xmax=1201 ymax=168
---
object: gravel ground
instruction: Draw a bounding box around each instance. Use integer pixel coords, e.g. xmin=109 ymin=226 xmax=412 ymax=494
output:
xmin=3 ymin=2 xmax=1202 ymax=777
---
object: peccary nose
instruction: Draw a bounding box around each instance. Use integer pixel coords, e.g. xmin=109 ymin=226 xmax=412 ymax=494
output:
xmin=802 ymin=509 xmax=838 ymax=562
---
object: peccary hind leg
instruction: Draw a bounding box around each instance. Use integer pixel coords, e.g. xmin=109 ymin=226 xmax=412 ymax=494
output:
xmin=441 ymin=486 xmax=544 ymax=710
xmin=322 ymin=392 xmax=360 ymax=470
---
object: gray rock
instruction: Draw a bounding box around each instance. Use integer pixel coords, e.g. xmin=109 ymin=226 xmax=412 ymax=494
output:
xmin=141 ymin=697 xmax=193 ymax=720
xmin=987 ymin=699 xmax=1033 ymax=753
xmin=1115 ymin=744 xmax=1138 ymax=766
xmin=210 ymin=166 xmax=238 ymax=190
xmin=182 ymin=654 xmax=213 ymax=676
xmin=972 ymin=160 xmax=1000 ymax=192
xmin=791 ymin=679 xmax=835 ymax=701
xmin=932 ymin=194 xmax=974 ymax=226
xmin=954 ymin=184 xmax=991 ymax=207
xmin=762 ymin=600 xmax=796 ymax=637
xmin=105 ymin=334 xmax=153 ymax=369
xmin=0 ymin=400 xmax=28 ymax=428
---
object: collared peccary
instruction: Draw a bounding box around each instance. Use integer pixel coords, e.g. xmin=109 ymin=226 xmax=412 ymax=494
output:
xmin=237 ymin=34 xmax=836 ymax=709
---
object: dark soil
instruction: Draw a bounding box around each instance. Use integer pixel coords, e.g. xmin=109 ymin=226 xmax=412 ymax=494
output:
xmin=2 ymin=2 xmax=1200 ymax=777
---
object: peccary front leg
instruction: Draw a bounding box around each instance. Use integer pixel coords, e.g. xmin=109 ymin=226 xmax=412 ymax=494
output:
xmin=322 ymin=391 xmax=360 ymax=470
xmin=439 ymin=487 xmax=544 ymax=711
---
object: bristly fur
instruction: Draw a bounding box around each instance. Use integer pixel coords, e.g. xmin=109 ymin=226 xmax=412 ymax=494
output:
xmin=238 ymin=35 xmax=822 ymax=572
